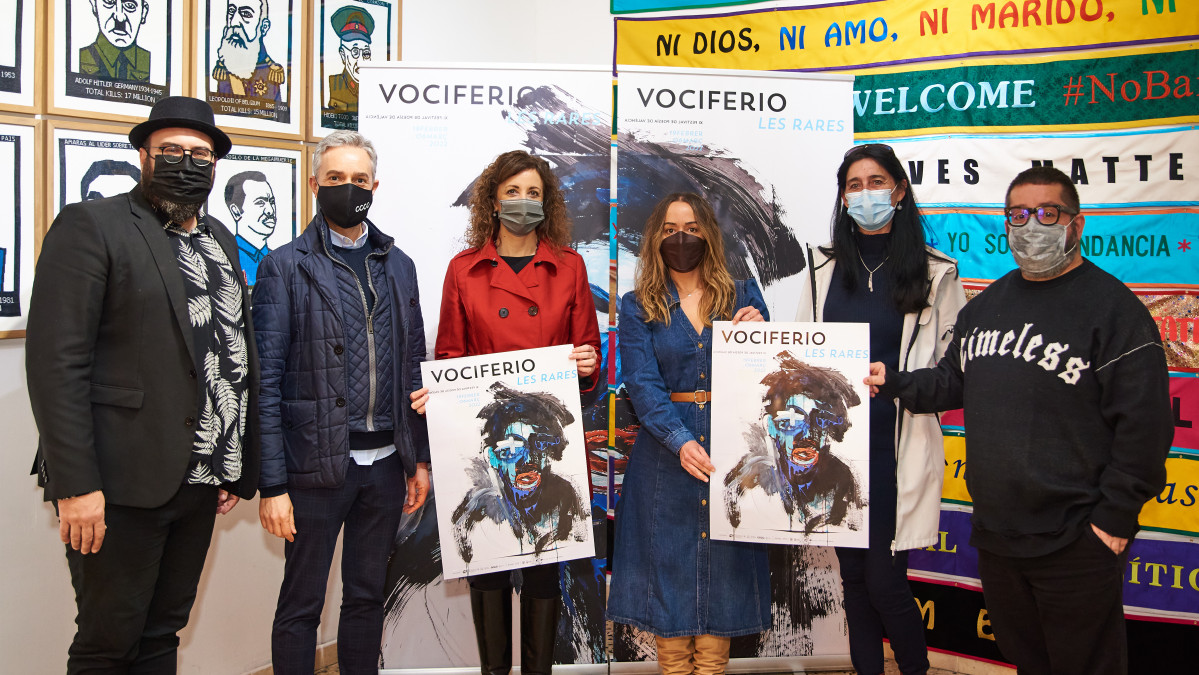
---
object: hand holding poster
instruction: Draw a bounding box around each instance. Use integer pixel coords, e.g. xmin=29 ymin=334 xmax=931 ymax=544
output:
xmin=422 ymin=345 xmax=595 ymax=579
xmin=711 ymin=321 xmax=871 ymax=547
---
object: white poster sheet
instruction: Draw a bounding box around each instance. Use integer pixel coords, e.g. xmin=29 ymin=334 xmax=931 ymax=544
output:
xmin=614 ymin=66 xmax=853 ymax=320
xmin=711 ymin=321 xmax=870 ymax=548
xmin=422 ymin=345 xmax=595 ymax=579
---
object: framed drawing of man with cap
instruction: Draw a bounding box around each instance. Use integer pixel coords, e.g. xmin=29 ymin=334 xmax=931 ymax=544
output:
xmin=49 ymin=0 xmax=185 ymax=120
xmin=311 ymin=0 xmax=395 ymax=137
xmin=199 ymin=0 xmax=302 ymax=137
xmin=0 ymin=0 xmax=36 ymax=111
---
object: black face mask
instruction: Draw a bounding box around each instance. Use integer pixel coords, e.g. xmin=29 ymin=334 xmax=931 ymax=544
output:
xmin=150 ymin=155 xmax=214 ymax=204
xmin=317 ymin=183 xmax=373 ymax=229
xmin=659 ymin=231 xmax=707 ymax=273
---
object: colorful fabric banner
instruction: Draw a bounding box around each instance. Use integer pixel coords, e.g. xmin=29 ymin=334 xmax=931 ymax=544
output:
xmin=615 ymin=1 xmax=1199 ymax=72
xmin=909 ymin=509 xmax=1199 ymax=621
xmin=922 ymin=209 xmax=1199 ymax=285
xmin=1143 ymin=295 xmax=1199 ymax=373
xmin=853 ymin=45 xmax=1199 ymax=135
xmin=881 ymin=127 xmax=1199 ymax=208
xmin=612 ymin=0 xmax=770 ymax=13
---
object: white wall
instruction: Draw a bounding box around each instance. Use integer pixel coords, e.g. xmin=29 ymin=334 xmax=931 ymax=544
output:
xmin=1 ymin=3 xmax=615 ymax=673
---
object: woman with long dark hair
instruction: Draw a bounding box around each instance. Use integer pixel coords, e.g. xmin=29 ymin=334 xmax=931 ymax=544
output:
xmin=410 ymin=150 xmax=601 ymax=675
xmin=608 ymin=193 xmax=771 ymax=674
xmin=797 ymin=144 xmax=966 ymax=675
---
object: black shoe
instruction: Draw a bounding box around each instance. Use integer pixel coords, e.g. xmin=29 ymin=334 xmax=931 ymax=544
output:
xmin=470 ymin=587 xmax=512 ymax=675
xmin=519 ymin=595 xmax=560 ymax=675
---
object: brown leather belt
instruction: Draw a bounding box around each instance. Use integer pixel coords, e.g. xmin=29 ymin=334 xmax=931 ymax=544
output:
xmin=670 ymin=391 xmax=710 ymax=405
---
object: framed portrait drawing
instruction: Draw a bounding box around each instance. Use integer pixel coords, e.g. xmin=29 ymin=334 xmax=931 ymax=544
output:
xmin=197 ymin=0 xmax=302 ymax=137
xmin=205 ymin=137 xmax=304 ymax=286
xmin=0 ymin=118 xmax=37 ymax=337
xmin=0 ymin=0 xmax=37 ymax=111
xmin=49 ymin=121 xmax=140 ymax=219
xmin=310 ymin=0 xmax=397 ymax=137
xmin=50 ymin=0 xmax=186 ymax=120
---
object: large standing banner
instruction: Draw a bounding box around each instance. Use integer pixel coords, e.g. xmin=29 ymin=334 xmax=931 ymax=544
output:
xmin=422 ymin=345 xmax=595 ymax=580
xmin=710 ymin=321 xmax=870 ymax=547
xmin=614 ymin=66 xmax=853 ymax=318
xmin=360 ymin=63 xmax=615 ymax=667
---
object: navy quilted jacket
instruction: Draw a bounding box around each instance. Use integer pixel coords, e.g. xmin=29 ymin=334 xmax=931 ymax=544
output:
xmin=252 ymin=215 xmax=430 ymax=491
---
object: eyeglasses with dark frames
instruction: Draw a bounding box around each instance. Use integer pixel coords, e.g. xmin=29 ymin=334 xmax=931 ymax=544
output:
xmin=151 ymin=145 xmax=215 ymax=167
xmin=1005 ymin=204 xmax=1076 ymax=227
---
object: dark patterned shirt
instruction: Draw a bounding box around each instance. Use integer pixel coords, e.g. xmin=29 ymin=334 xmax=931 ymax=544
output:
xmin=165 ymin=218 xmax=249 ymax=486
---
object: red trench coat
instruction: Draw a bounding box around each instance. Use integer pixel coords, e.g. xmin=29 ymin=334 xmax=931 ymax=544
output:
xmin=435 ymin=239 xmax=601 ymax=384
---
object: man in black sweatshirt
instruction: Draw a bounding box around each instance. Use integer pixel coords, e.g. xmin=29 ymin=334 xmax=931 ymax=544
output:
xmin=866 ymin=166 xmax=1172 ymax=675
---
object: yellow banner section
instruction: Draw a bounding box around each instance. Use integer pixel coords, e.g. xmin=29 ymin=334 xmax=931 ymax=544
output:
xmin=615 ymin=0 xmax=1197 ymax=72
xmin=943 ymin=436 xmax=1199 ymax=536
xmin=942 ymin=435 xmax=972 ymax=504
xmin=1140 ymin=455 xmax=1199 ymax=536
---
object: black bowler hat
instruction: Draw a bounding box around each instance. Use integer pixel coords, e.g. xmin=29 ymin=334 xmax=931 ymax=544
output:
xmin=128 ymin=96 xmax=232 ymax=158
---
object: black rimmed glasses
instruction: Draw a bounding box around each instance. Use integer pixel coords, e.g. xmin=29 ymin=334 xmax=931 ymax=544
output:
xmin=1005 ymin=204 xmax=1076 ymax=227
xmin=152 ymin=145 xmax=214 ymax=167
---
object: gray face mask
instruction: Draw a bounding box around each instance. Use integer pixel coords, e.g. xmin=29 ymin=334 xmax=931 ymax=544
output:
xmin=497 ymin=199 xmax=544 ymax=236
xmin=1008 ymin=218 xmax=1077 ymax=275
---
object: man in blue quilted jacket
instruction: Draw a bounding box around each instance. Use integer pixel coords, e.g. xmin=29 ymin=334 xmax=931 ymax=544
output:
xmin=251 ymin=130 xmax=431 ymax=675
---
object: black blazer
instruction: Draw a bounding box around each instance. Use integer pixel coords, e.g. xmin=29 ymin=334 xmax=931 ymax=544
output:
xmin=27 ymin=187 xmax=260 ymax=508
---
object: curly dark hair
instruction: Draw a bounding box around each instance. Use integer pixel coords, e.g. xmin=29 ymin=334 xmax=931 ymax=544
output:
xmin=464 ymin=150 xmax=571 ymax=251
xmin=477 ymin=383 xmax=576 ymax=462
xmin=760 ymin=351 xmax=860 ymax=444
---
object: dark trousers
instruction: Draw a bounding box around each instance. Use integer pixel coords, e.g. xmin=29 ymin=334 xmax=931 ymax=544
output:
xmin=977 ymin=528 xmax=1129 ymax=675
xmin=271 ymin=452 xmax=407 ymax=675
xmin=835 ymin=547 xmax=929 ymax=675
xmin=468 ymin=562 xmax=560 ymax=599
xmin=66 ymin=484 xmax=218 ymax=675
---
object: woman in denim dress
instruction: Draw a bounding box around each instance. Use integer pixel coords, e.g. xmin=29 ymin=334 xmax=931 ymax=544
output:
xmin=608 ymin=193 xmax=772 ymax=674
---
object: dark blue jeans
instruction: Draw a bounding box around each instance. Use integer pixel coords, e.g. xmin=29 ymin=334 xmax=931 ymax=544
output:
xmin=271 ymin=452 xmax=407 ymax=675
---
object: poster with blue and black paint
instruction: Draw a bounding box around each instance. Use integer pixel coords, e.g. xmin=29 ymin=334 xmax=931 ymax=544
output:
xmin=422 ymin=345 xmax=595 ymax=580
xmin=710 ymin=321 xmax=870 ymax=547
xmin=0 ymin=122 xmax=34 ymax=335
xmin=360 ymin=63 xmax=613 ymax=667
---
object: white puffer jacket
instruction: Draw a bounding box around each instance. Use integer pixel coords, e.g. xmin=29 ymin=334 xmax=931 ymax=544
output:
xmin=796 ymin=243 xmax=967 ymax=551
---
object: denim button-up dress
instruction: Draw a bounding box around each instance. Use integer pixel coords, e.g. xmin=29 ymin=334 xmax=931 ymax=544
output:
xmin=607 ymin=278 xmax=772 ymax=638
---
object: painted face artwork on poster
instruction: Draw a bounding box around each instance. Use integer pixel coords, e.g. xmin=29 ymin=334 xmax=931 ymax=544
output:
xmin=52 ymin=126 xmax=142 ymax=216
xmin=312 ymin=0 xmax=395 ymax=135
xmin=710 ymin=320 xmax=871 ymax=548
xmin=0 ymin=122 xmax=34 ymax=336
xmin=421 ymin=345 xmax=595 ymax=580
xmin=52 ymin=0 xmax=184 ymax=117
xmin=205 ymin=145 xmax=301 ymax=286
xmin=198 ymin=0 xmax=300 ymax=135
xmin=0 ymin=0 xmax=36 ymax=110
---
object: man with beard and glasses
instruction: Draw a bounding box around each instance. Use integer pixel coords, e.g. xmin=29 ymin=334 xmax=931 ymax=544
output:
xmin=253 ymin=130 xmax=430 ymax=674
xmin=724 ymin=350 xmax=864 ymax=535
xmin=452 ymin=382 xmax=588 ymax=563
xmin=224 ymin=170 xmax=276 ymax=285
xmin=326 ymin=5 xmax=373 ymax=114
xmin=79 ymin=0 xmax=151 ymax=82
xmin=26 ymin=96 xmax=259 ymax=673
xmin=212 ymin=0 xmax=284 ymax=102
xmin=866 ymin=166 xmax=1172 ymax=675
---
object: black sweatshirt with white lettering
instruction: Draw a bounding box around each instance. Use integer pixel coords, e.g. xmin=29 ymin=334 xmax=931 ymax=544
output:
xmin=880 ymin=259 xmax=1172 ymax=558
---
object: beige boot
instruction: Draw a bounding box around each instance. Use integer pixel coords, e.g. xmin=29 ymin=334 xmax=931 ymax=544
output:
xmin=655 ymin=635 xmax=696 ymax=675
xmin=691 ymin=634 xmax=731 ymax=675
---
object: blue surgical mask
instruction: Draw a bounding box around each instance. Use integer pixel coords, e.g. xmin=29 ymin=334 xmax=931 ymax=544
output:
xmin=846 ymin=187 xmax=896 ymax=231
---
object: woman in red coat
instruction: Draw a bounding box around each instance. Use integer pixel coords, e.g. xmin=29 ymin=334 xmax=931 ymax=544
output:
xmin=410 ymin=150 xmax=600 ymax=675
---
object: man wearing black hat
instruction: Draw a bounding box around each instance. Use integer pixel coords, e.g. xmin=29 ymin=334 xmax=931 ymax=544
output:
xmin=26 ymin=96 xmax=260 ymax=673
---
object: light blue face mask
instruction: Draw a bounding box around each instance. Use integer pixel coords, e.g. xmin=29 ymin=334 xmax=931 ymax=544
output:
xmin=845 ymin=187 xmax=897 ymax=231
